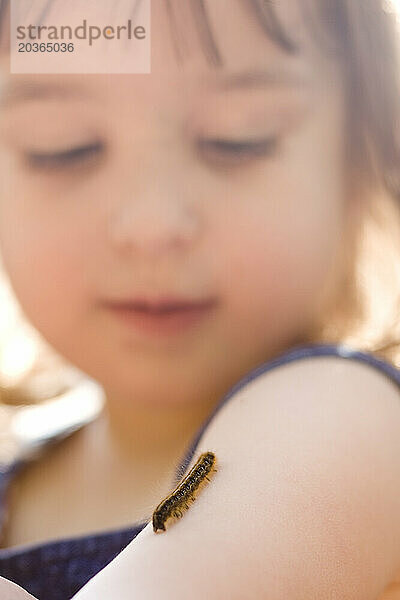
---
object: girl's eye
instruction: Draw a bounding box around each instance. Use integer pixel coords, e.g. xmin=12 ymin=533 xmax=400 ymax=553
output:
xmin=196 ymin=136 xmax=279 ymax=167
xmin=23 ymin=141 xmax=105 ymax=171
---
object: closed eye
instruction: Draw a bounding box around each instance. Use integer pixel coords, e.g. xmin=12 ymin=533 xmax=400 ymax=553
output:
xmin=24 ymin=141 xmax=105 ymax=170
xmin=196 ymin=136 xmax=279 ymax=167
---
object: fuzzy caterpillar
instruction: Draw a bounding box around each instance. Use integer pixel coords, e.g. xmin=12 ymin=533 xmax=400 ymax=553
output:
xmin=152 ymin=451 xmax=217 ymax=533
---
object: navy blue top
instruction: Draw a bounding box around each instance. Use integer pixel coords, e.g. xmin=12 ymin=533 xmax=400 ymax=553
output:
xmin=0 ymin=342 xmax=400 ymax=600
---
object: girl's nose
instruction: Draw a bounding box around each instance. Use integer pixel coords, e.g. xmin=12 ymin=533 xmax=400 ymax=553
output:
xmin=107 ymin=195 xmax=202 ymax=256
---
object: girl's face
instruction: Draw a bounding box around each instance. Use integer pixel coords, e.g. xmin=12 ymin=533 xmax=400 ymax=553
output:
xmin=0 ymin=1 xmax=354 ymax=406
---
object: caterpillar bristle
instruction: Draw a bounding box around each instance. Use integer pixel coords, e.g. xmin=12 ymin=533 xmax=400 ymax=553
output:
xmin=152 ymin=451 xmax=217 ymax=533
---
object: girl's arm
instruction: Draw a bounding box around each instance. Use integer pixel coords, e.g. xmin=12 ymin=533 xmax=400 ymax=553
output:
xmin=72 ymin=356 xmax=400 ymax=600
xmin=0 ymin=576 xmax=37 ymax=599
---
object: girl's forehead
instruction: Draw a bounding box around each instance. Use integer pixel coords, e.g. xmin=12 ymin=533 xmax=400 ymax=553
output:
xmin=146 ymin=0 xmax=323 ymax=92
xmin=155 ymin=0 xmax=309 ymax=68
xmin=0 ymin=0 xmax=337 ymax=106
xmin=4 ymin=0 xmax=314 ymax=69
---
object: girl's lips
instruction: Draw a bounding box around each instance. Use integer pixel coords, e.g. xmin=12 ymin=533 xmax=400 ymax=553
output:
xmin=103 ymin=298 xmax=218 ymax=337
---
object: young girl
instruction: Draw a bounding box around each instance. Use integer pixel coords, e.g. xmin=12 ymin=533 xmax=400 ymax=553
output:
xmin=0 ymin=0 xmax=399 ymax=598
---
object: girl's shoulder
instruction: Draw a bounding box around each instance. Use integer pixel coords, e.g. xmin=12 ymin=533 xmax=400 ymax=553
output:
xmin=175 ymin=342 xmax=400 ymax=482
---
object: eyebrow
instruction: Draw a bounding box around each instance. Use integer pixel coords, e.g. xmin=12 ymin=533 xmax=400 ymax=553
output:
xmin=0 ymin=81 xmax=90 ymax=108
xmin=208 ymin=67 xmax=311 ymax=91
xmin=0 ymin=66 xmax=309 ymax=108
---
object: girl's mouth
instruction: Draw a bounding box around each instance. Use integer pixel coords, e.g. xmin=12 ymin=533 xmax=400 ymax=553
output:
xmin=102 ymin=297 xmax=219 ymax=337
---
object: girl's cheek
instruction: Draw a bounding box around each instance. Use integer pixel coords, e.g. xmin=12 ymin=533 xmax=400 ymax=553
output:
xmin=216 ymin=168 xmax=345 ymax=326
xmin=0 ymin=183 xmax=85 ymax=329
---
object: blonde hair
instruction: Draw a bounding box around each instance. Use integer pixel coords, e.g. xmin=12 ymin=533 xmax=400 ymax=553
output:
xmin=298 ymin=2 xmax=400 ymax=363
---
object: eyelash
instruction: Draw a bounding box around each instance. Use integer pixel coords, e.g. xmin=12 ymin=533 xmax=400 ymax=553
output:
xmin=24 ymin=141 xmax=105 ymax=171
xmin=196 ymin=136 xmax=279 ymax=166
xmin=22 ymin=136 xmax=279 ymax=173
